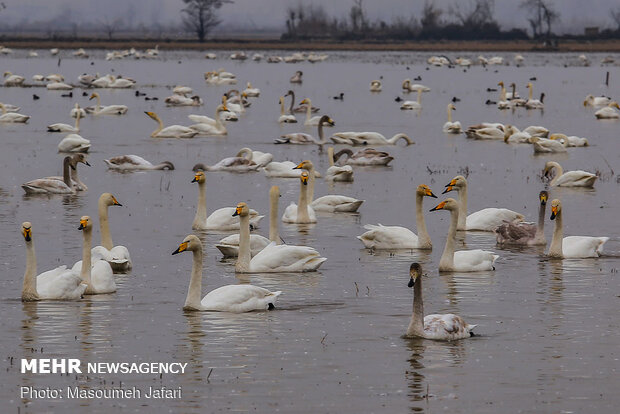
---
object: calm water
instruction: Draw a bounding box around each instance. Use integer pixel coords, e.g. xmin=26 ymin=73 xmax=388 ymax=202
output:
xmin=1 ymin=50 xmax=619 ymax=413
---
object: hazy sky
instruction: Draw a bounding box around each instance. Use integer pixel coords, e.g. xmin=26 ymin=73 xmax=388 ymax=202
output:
xmin=0 ymin=0 xmax=618 ymax=34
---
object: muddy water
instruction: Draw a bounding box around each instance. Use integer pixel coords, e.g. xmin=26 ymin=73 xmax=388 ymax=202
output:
xmin=1 ymin=50 xmax=619 ymax=413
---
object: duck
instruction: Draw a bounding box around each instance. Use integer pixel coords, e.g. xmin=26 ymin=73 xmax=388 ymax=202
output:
xmin=215 ymin=186 xmax=281 ymax=257
xmin=104 ymin=155 xmax=175 ymax=171
xmin=290 ymin=70 xmax=303 ymax=83
xmin=145 ymin=111 xmax=198 ymax=138
xmin=48 ymin=105 xmax=82 ymax=132
xmin=333 ymin=93 xmax=344 ymax=100
xmin=442 ymin=175 xmax=524 ymax=231
xmin=442 ymin=103 xmax=462 ymax=133
xmin=87 ymin=92 xmax=129 ymax=115
xmin=20 ymin=222 xmax=86 ymax=302
xmin=58 ymin=133 xmax=91 ymax=153
xmin=525 ymin=83 xmax=545 ymax=109
xmin=583 ymin=94 xmax=611 ymax=107
xmin=547 ymin=199 xmax=608 ymax=258
xmin=0 ymin=103 xmax=30 ymax=123
xmin=325 ymin=147 xmax=353 ymax=182
xmin=278 ymin=96 xmax=297 ymax=123
xmin=188 ymin=104 xmax=229 ymax=135
xmin=544 ymin=161 xmax=597 ymax=187
xmin=529 ymin=136 xmax=567 ymax=153
xmin=330 ymin=131 xmax=413 ymax=146
xmin=404 ymin=263 xmax=476 ymax=340
xmin=191 ymin=171 xmax=263 ymax=231
xmin=357 ymin=184 xmax=436 ymax=249
xmin=71 ymin=216 xmax=116 ymax=294
xmin=548 ymin=133 xmax=588 ymax=147
xmin=400 ymin=90 xmax=423 ymax=110
xmin=495 ymin=191 xmax=548 ymax=246
xmin=243 ymin=82 xmax=260 ymax=97
xmin=173 ymin=234 xmax=281 ymax=311
xmin=88 ymin=193 xmax=132 ymax=272
xmin=4 ymin=71 xmax=25 ymax=86
xmin=235 ymin=202 xmax=326 ymax=272
xmin=594 ymin=102 xmax=620 ymax=119
xmin=275 ymin=115 xmax=334 ymax=145
xmin=370 ymin=80 xmax=382 ymax=92
xmin=402 ymin=79 xmax=430 ymax=92
xmin=294 ymin=160 xmax=363 ymax=212
xmin=430 ymin=199 xmax=499 ymax=271
xmin=282 ymin=172 xmax=317 ymax=224
xmin=300 ymin=98 xmax=332 ymax=126
xmin=22 ymin=156 xmax=76 ymax=195
xmin=332 ymin=148 xmax=393 ymax=166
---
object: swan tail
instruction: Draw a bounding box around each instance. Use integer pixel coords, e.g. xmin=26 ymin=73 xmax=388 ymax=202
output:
xmin=596 ymin=237 xmax=610 ymax=255
xmin=215 ymin=244 xmax=239 ymax=257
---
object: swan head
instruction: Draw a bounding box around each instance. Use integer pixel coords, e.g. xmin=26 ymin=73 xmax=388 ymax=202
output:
xmin=583 ymin=95 xmax=594 ymax=106
xmin=192 ymin=171 xmax=206 ymax=184
xmin=232 ymin=202 xmax=249 ymax=217
xmin=497 ymin=81 xmax=504 ymax=87
xmin=447 ymin=103 xmax=456 ymax=111
xmin=539 ymin=191 xmax=548 ymax=205
xmin=71 ymin=153 xmax=90 ymax=167
xmin=294 ymin=160 xmax=313 ymax=170
xmin=550 ymin=199 xmax=561 ymax=220
xmin=610 ymin=101 xmax=620 ymax=109
xmin=526 ymin=82 xmax=533 ymax=89
xmin=89 ymin=92 xmax=99 ymax=100
xmin=417 ymin=184 xmax=437 ymax=198
xmin=442 ymin=176 xmax=466 ymax=194
xmin=22 ymin=222 xmax=32 ymax=242
xmin=300 ymin=171 xmax=310 ymax=186
xmin=320 ymin=115 xmax=335 ymax=126
xmin=78 ymin=216 xmax=92 ymax=231
xmin=299 ymin=98 xmax=310 ymax=106
xmin=172 ymin=234 xmax=201 ymax=255
xmin=407 ymin=263 xmax=423 ymax=287
xmin=145 ymin=111 xmax=160 ymax=121
xmin=429 ymin=198 xmax=459 ymax=212
xmin=100 ymin=193 xmax=122 ymax=207
xmin=279 ymin=96 xmax=284 ymax=105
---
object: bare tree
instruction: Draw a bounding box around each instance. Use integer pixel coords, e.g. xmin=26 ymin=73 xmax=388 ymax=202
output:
xmin=101 ymin=17 xmax=123 ymax=40
xmin=420 ymin=1 xmax=443 ymax=30
xmin=450 ymin=0 xmax=495 ymax=28
xmin=610 ymin=6 xmax=620 ymax=30
xmin=520 ymin=0 xmax=559 ymax=38
xmin=181 ymin=0 xmax=233 ymax=42
xmin=349 ymin=0 xmax=366 ymax=33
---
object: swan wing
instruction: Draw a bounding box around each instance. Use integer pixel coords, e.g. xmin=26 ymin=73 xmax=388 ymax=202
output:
xmin=311 ymin=195 xmax=363 ymax=212
xmin=466 ymin=208 xmax=524 ymax=231
xmin=357 ymin=224 xmax=418 ymax=249
xmin=105 ymin=155 xmax=153 ymax=169
xmin=250 ymin=242 xmax=326 ymax=272
xmin=275 ymin=133 xmax=315 ymax=144
xmin=423 ymin=314 xmax=475 ymax=340
xmin=453 ymin=250 xmax=498 ymax=271
xmin=206 ymin=207 xmax=262 ymax=230
xmin=36 ymin=266 xmax=86 ymax=300
xmin=495 ymin=221 xmax=537 ymax=244
xmin=90 ymin=261 xmax=117 ymax=293
xmin=158 ymin=125 xmax=198 ymax=138
xmin=555 ymin=171 xmax=597 ymax=187
xmin=22 ymin=178 xmax=74 ymax=194
xmin=201 ymin=285 xmax=281 ymax=312
xmin=562 ymin=236 xmax=608 ymax=258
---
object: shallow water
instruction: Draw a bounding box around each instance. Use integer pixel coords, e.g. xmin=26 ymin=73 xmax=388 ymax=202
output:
xmin=1 ymin=50 xmax=619 ymax=413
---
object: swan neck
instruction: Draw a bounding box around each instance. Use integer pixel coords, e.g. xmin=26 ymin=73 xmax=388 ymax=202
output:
xmin=152 ymin=116 xmax=163 ymax=136
xmin=535 ymin=201 xmax=547 ymax=243
xmin=99 ymin=200 xmax=113 ymax=250
xmin=96 ymin=94 xmax=102 ymax=111
xmin=22 ymin=240 xmax=38 ymax=299
xmin=305 ymin=100 xmax=311 ymax=122
xmin=308 ymin=167 xmax=315 ymax=202
xmin=75 ymin=112 xmax=80 ymax=130
xmin=193 ymin=181 xmax=207 ymax=228
xmin=456 ymin=186 xmax=467 ymax=230
xmin=406 ymin=276 xmax=425 ymax=337
xmin=214 ymin=107 xmax=223 ymax=129
xmin=528 ymin=86 xmax=533 ymax=101
xmin=388 ymin=134 xmax=411 ymax=145
xmin=280 ymin=99 xmax=285 ymax=116
xmin=185 ymin=247 xmax=204 ymax=310
xmin=549 ymin=162 xmax=562 ymax=186
xmin=439 ymin=208 xmax=458 ymax=270
xmin=500 ymin=86 xmax=506 ymax=101
xmin=317 ymin=121 xmax=326 ymax=144
xmin=63 ymin=158 xmax=72 ymax=187
xmin=416 ymin=90 xmax=422 ymax=104
xmin=81 ymin=227 xmax=93 ymax=287
xmin=447 ymin=107 xmax=452 ymax=123
xmin=298 ymin=180 xmax=310 ymax=223
xmin=415 ymin=193 xmax=431 ymax=248
xmin=236 ymin=214 xmax=251 ymax=272
xmin=549 ymin=209 xmax=563 ymax=257
xmin=288 ymin=92 xmax=295 ymax=113
xmin=328 ymin=147 xmax=335 ymax=167
xmin=269 ymin=191 xmax=280 ymax=243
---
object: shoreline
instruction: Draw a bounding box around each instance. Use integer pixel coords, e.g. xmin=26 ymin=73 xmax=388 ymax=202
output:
xmin=1 ymin=38 xmax=620 ymax=52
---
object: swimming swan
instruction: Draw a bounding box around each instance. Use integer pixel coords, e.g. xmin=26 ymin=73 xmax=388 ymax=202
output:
xmin=430 ymin=199 xmax=499 ymax=271
xmin=357 ymin=184 xmax=436 ymax=249
xmin=544 ymin=161 xmax=597 ymax=187
xmin=400 ymin=90 xmax=423 ymax=110
xmin=370 ymin=80 xmax=382 ymax=92
xmin=495 ymin=191 xmax=548 ymax=246
xmin=405 ymin=263 xmax=476 ymax=340
xmin=278 ymin=96 xmax=297 ymax=123
xmin=275 ymin=115 xmax=334 ymax=145
xmin=72 ymin=216 xmax=116 ymax=294
xmin=22 ymin=156 xmax=76 ymax=195
xmin=282 ymin=172 xmax=317 ymax=224
xmin=188 ymin=104 xmax=228 ymax=135
xmin=234 ymin=202 xmax=326 ymax=272
xmin=0 ymin=103 xmax=30 ymax=123
xmin=325 ymin=147 xmax=353 ymax=182
xmin=547 ymin=199 xmax=608 ymax=258
xmin=594 ymin=102 xmax=620 ymax=119
xmin=104 ymin=155 xmax=174 ymax=171
xmin=89 ymin=193 xmax=132 ymax=272
xmin=48 ymin=104 xmax=81 ymax=132
xmin=402 ymin=79 xmax=430 ymax=92
xmin=58 ymin=133 xmax=91 ymax=153
xmin=300 ymin=98 xmax=332 ymax=126
xmin=20 ymin=222 xmax=86 ymax=302
xmin=443 ymin=103 xmax=462 ymax=133
xmin=332 ymin=148 xmax=394 ymax=166
xmin=88 ymin=92 xmax=128 ymax=115
xmin=330 ymin=132 xmax=413 ymax=146
xmin=145 ymin=111 xmax=198 ymax=138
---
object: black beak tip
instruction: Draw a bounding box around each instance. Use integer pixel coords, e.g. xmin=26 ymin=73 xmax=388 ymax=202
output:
xmin=430 ymin=193 xmax=438 ymax=198
xmin=116 ymin=203 xmax=123 ymax=207
xmin=25 ymin=235 xmax=31 ymax=242
xmin=78 ymin=224 xmax=84 ymax=230
xmin=408 ymin=279 xmax=414 ymax=288
xmin=85 ymin=161 xmax=91 ymax=166
xmin=232 ymin=212 xmax=239 ymax=217
xmin=441 ymin=188 xmax=449 ymax=194
xmin=172 ymin=248 xmax=180 ymax=255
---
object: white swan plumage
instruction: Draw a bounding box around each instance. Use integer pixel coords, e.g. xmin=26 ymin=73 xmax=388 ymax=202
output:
xmin=88 ymin=92 xmax=129 ymax=115
xmin=71 ymin=216 xmax=116 ymax=294
xmin=300 ymin=98 xmax=332 ymax=126
xmin=58 ymin=133 xmax=91 ymax=153
xmin=0 ymin=103 xmax=30 ymax=123
xmin=145 ymin=111 xmax=198 ymax=138
xmin=22 ymin=156 xmax=76 ymax=195
xmin=443 ymin=103 xmax=462 ymax=133
xmin=544 ymin=161 xmax=597 ymax=187
xmin=278 ymin=96 xmax=297 ymax=123
xmin=594 ymin=102 xmax=620 ymax=119
xmin=88 ymin=193 xmax=132 ymax=272
xmin=330 ymin=131 xmax=413 ymax=146
xmin=282 ymin=172 xmax=317 ymax=224
xmin=104 ymin=155 xmax=174 ymax=171
xmin=275 ymin=115 xmax=334 ymax=145
xmin=325 ymin=147 xmax=353 ymax=182
xmin=48 ymin=104 xmax=81 ymax=132
xmin=332 ymin=148 xmax=393 ymax=166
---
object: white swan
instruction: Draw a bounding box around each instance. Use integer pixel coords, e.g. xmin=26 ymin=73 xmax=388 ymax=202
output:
xmin=443 ymin=103 xmax=462 ymax=133
xmin=46 ymin=153 xmax=90 ymax=191
xmin=188 ymin=104 xmax=228 ymax=135
xmin=192 ymin=171 xmax=263 ymax=231
xmin=547 ymin=199 xmax=608 ymax=258
xmin=358 ymin=184 xmax=436 ymax=249
xmin=294 ymin=160 xmax=363 ymax=212
xmin=108 ymin=76 xmax=135 ymax=88
xmin=4 ymin=71 xmax=25 ymax=86
xmin=300 ymin=98 xmax=331 ymax=126
xmin=430 ymin=199 xmax=499 ymax=271
xmin=549 ymin=133 xmax=588 ymax=147
xmin=58 ymin=133 xmax=90 ymax=153
xmin=503 ymin=125 xmax=531 ymax=143
xmin=583 ymin=95 xmax=611 ymax=107
xmin=0 ymin=103 xmax=30 ymax=123
xmin=495 ymin=191 xmax=548 ymax=246
xmin=401 ymin=89 xmax=423 ymax=110
xmin=87 ymin=92 xmax=129 ymax=115
xmin=192 ymin=151 xmax=259 ymax=172
xmin=262 ymin=161 xmax=319 ymax=178
xmin=525 ymin=83 xmax=544 ymax=109
xmin=48 ymin=105 xmax=81 ymax=132
xmin=443 ymin=175 xmax=524 ymax=231
xmin=188 ymin=103 xmax=232 ymax=126
xmin=104 ymin=155 xmax=174 ymax=171
xmin=172 ymin=234 xmax=281 ymax=311
xmin=402 ymin=79 xmax=430 ymax=92
xmin=215 ymin=185 xmax=281 ymax=257
xmin=523 ymin=125 xmax=549 ymax=137
xmin=243 ymin=82 xmax=260 ymax=97
xmin=282 ymin=172 xmax=317 ymax=224
xmin=72 ymin=216 xmax=116 ymax=294
xmin=594 ymin=102 xmax=620 ymax=119
xmin=544 ymin=161 xmax=597 ymax=188
xmin=332 ymin=148 xmax=393 ymax=166
xmin=330 ymin=131 xmax=413 ymax=146
xmin=275 ymin=115 xmax=334 ymax=145
xmin=325 ymin=147 xmax=353 ymax=182
xmin=22 ymin=156 xmax=76 ymax=195
xmin=0 ymin=102 xmax=20 ymax=112
xmin=20 ymin=222 xmax=86 ymax=302
xmin=89 ymin=193 xmax=132 ymax=272
xmin=405 ymin=263 xmax=476 ymax=340
xmin=70 ymin=104 xmax=86 ymax=119
xmin=164 ymin=94 xmax=203 ymax=107
xmin=370 ymin=80 xmax=382 ymax=92
xmin=529 ymin=136 xmax=567 ymax=153
xmin=46 ymin=80 xmax=73 ymax=90
xmin=496 ymin=81 xmax=511 ymax=109
xmin=278 ymin=96 xmax=297 ymax=123
xmin=236 ymin=147 xmax=273 ymax=167
xmin=173 ymin=85 xmax=193 ymax=95
xmin=235 ymin=202 xmax=326 ymax=272
xmin=145 ymin=111 xmax=198 ymax=138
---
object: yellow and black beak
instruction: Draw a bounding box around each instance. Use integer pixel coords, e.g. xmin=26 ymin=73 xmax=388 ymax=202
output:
xmin=293 ymin=162 xmax=303 ymax=170
xmin=232 ymin=205 xmax=242 ymax=217
xmin=540 ymin=192 xmax=548 ymax=205
xmin=429 ymin=201 xmax=446 ymax=212
xmin=89 ymin=94 xmax=96 ymax=100
xmin=301 ymin=175 xmax=309 ymax=185
xmin=426 ymin=188 xmax=437 ymax=198
xmin=78 ymin=219 xmax=88 ymax=230
xmin=172 ymin=241 xmax=188 ymax=255
xmin=191 ymin=174 xmax=200 ymax=183
xmin=442 ymin=185 xmax=453 ymax=194
xmin=328 ymin=118 xmax=335 ymax=126
xmin=111 ymin=196 xmax=122 ymax=206
xmin=550 ymin=205 xmax=557 ymax=220
xmin=22 ymin=228 xmax=31 ymax=242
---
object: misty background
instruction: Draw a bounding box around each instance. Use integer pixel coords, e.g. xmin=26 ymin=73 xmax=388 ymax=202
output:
xmin=0 ymin=0 xmax=618 ymax=36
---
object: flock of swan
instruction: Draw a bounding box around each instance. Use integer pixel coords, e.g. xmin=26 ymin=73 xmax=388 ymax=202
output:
xmin=4 ymin=47 xmax=617 ymax=342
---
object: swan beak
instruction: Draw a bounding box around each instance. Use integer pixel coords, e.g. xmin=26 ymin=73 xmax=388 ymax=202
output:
xmin=408 ymin=278 xmax=415 ymax=288
xmin=111 ymin=196 xmax=122 ymax=206
xmin=78 ymin=219 xmax=87 ymax=230
xmin=328 ymin=118 xmax=335 ymax=126
xmin=301 ymin=175 xmax=309 ymax=185
xmin=191 ymin=174 xmax=200 ymax=183
xmin=430 ymin=201 xmax=446 ymax=212
xmin=293 ymin=162 xmax=303 ymax=170
xmin=172 ymin=242 xmax=188 ymax=255
xmin=89 ymin=94 xmax=95 ymax=100
xmin=442 ymin=185 xmax=453 ymax=194
xmin=84 ymin=161 xmax=91 ymax=166
xmin=299 ymin=99 xmax=308 ymax=105
xmin=550 ymin=206 xmax=557 ymax=220
xmin=22 ymin=228 xmax=31 ymax=242
xmin=426 ymin=189 xmax=437 ymax=198
xmin=232 ymin=206 xmax=242 ymax=217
